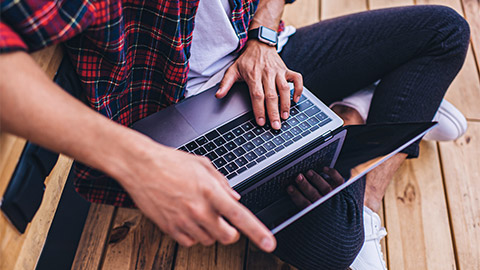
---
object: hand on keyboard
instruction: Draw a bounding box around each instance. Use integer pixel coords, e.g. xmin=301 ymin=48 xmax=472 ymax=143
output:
xmin=287 ymin=167 xmax=345 ymax=210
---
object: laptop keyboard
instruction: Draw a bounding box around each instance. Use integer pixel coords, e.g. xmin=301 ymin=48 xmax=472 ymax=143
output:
xmin=178 ymin=95 xmax=333 ymax=179
xmin=239 ymin=139 xmax=340 ymax=213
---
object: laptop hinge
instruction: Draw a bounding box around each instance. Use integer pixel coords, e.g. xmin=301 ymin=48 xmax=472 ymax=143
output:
xmin=321 ymin=130 xmax=333 ymax=142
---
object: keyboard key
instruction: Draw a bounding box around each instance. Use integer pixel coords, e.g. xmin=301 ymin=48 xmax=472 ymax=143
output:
xmin=218 ymin=112 xmax=252 ymax=134
xmin=298 ymin=94 xmax=307 ymax=103
xmin=234 ymin=136 xmax=247 ymax=146
xmin=235 ymin=157 xmax=248 ymax=166
xmin=291 ymin=126 xmax=302 ymax=135
xmin=195 ymin=136 xmax=208 ymax=145
xmin=316 ymin=112 xmax=328 ymax=121
xmin=232 ymin=127 xmax=244 ymax=136
xmin=261 ymin=132 xmax=274 ymax=141
xmin=204 ymin=142 xmax=216 ymax=152
xmin=215 ymin=146 xmax=227 ymax=156
xmin=280 ymin=122 xmax=291 ymax=131
xmin=253 ymin=127 xmax=265 ymax=136
xmin=307 ymin=117 xmax=320 ymax=126
xmin=233 ymin=147 xmax=246 ymax=156
xmin=194 ymin=147 xmax=207 ymax=155
xmin=243 ymin=131 xmax=255 ymax=141
xmin=214 ymin=157 xmax=227 ymax=168
xmin=225 ymin=162 xmax=239 ymax=173
xmin=243 ymin=142 xmax=255 ymax=151
xmin=178 ymin=146 xmax=188 ymax=152
xmin=224 ymin=152 xmax=236 ymax=162
xmin=301 ymin=130 xmax=311 ymax=137
xmin=237 ymin=167 xmax=247 ymax=174
xmin=265 ymin=151 xmax=275 ymax=157
xmin=224 ymin=132 xmax=235 ymax=141
xmin=252 ymin=137 xmax=265 ymax=146
xmin=241 ymin=122 xmax=254 ymax=131
xmin=205 ymin=130 xmax=220 ymax=140
xmin=245 ymin=152 xmax=258 ymax=161
xmin=264 ymin=141 xmax=275 ymax=151
xmin=290 ymin=107 xmax=300 ymax=116
xmin=297 ymin=113 xmax=308 ymax=122
xmin=274 ymin=145 xmax=285 ymax=152
xmin=226 ymin=172 xmax=237 ymax=179
xmin=219 ymin=167 xmax=228 ymax=176
xmin=214 ymin=137 xmax=226 ymax=146
xmin=297 ymin=100 xmax=313 ymax=111
xmin=224 ymin=141 xmax=237 ymax=151
xmin=271 ymin=129 xmax=282 ymax=135
xmin=305 ymin=106 xmax=320 ymax=117
xmin=292 ymin=135 xmax=302 ymax=142
xmin=206 ymin=151 xmax=218 ymax=161
xmin=286 ymin=117 xmax=299 ymax=126
xmin=281 ymin=131 xmax=293 ymax=141
xmin=256 ymin=156 xmax=266 ymax=163
xmin=273 ymin=137 xmax=285 ymax=145
xmin=246 ymin=161 xmax=257 ymax=168
xmin=319 ymin=118 xmax=332 ymax=126
xmin=254 ymin=146 xmax=267 ymax=156
xmin=310 ymin=125 xmax=319 ymax=132
xmin=186 ymin=141 xmax=199 ymax=151
xmin=284 ymin=140 xmax=293 ymax=147
xmin=299 ymin=122 xmax=311 ymax=130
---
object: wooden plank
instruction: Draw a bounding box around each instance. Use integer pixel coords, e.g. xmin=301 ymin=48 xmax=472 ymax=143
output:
xmin=383 ymin=141 xmax=456 ymax=270
xmin=101 ymin=208 xmax=177 ymax=270
xmin=72 ymin=204 xmax=116 ymax=270
xmin=174 ymin=237 xmax=246 ymax=270
xmin=244 ymin=244 xmax=298 ymax=270
xmin=369 ymin=0 xmax=413 ymax=9
xmin=418 ymin=0 xmax=480 ymax=121
xmin=438 ymin=122 xmax=480 ymax=270
xmin=282 ymin=0 xmax=320 ymax=28
xmin=0 ymin=45 xmax=71 ymax=270
xmin=321 ymin=0 xmax=368 ymax=20
xmin=461 ymin=0 xmax=480 ymax=72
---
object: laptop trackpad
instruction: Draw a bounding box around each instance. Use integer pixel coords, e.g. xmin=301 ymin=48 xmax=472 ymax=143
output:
xmin=133 ymin=106 xmax=198 ymax=148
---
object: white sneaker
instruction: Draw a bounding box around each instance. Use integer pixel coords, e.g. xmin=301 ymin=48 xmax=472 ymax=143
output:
xmin=350 ymin=206 xmax=388 ymax=270
xmin=330 ymin=88 xmax=467 ymax=141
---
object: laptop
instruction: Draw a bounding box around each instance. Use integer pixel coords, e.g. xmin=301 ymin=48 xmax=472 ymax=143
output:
xmin=132 ymin=83 xmax=435 ymax=234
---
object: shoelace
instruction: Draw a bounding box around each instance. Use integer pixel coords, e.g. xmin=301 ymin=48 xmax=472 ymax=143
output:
xmin=365 ymin=225 xmax=388 ymax=268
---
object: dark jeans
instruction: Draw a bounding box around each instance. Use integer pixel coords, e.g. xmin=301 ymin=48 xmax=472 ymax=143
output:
xmin=274 ymin=5 xmax=469 ymax=270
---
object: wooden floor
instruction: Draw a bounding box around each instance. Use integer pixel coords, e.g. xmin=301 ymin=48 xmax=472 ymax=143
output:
xmin=73 ymin=1 xmax=480 ymax=269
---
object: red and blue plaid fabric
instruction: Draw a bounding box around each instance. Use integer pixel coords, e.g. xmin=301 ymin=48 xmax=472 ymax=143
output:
xmin=1 ymin=0 xmax=292 ymax=207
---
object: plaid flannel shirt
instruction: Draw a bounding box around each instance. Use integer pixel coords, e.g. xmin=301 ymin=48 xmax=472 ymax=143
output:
xmin=1 ymin=0 xmax=292 ymax=207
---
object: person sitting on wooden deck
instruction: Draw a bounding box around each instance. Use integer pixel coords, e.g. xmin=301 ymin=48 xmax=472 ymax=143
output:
xmin=0 ymin=0 xmax=470 ymax=269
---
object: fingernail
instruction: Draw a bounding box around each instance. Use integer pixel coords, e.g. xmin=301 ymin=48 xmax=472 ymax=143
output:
xmin=287 ymin=185 xmax=294 ymax=193
xmin=261 ymin=237 xmax=275 ymax=251
xmin=258 ymin=117 xmax=265 ymax=126
xmin=282 ymin=112 xmax=289 ymax=119
xmin=231 ymin=190 xmax=241 ymax=200
xmin=296 ymin=174 xmax=303 ymax=182
xmin=272 ymin=120 xmax=281 ymax=130
xmin=323 ymin=167 xmax=330 ymax=172
xmin=307 ymin=170 xmax=314 ymax=177
xmin=294 ymin=95 xmax=300 ymax=103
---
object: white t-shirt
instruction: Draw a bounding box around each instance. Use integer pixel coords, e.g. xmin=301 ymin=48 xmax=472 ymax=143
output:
xmin=186 ymin=0 xmax=296 ymax=97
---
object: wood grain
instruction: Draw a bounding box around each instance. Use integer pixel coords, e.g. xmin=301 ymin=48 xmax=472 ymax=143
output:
xmin=439 ymin=123 xmax=480 ymax=270
xmin=282 ymin=0 xmax=320 ymax=28
xmin=101 ymin=208 xmax=177 ymax=270
xmin=321 ymin=0 xmax=367 ymax=20
xmin=72 ymin=204 xmax=116 ymax=270
xmin=383 ymin=141 xmax=456 ymax=270
xmin=0 ymin=45 xmax=71 ymax=270
xmin=369 ymin=0 xmax=413 ymax=9
xmin=461 ymin=0 xmax=480 ymax=71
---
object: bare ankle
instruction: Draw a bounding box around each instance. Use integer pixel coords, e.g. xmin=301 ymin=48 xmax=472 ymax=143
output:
xmin=331 ymin=105 xmax=365 ymax=125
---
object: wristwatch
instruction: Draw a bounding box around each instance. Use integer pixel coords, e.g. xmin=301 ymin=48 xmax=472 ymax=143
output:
xmin=247 ymin=26 xmax=278 ymax=47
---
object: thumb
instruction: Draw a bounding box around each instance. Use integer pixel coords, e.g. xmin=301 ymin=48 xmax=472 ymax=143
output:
xmin=216 ymin=65 xmax=240 ymax=99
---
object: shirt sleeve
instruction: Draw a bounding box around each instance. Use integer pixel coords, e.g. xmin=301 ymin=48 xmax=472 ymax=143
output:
xmin=0 ymin=0 xmax=97 ymax=53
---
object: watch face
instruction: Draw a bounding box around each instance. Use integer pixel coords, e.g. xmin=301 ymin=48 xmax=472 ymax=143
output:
xmin=260 ymin=27 xmax=278 ymax=44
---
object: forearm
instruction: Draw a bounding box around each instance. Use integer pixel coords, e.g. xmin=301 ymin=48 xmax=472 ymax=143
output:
xmin=249 ymin=0 xmax=286 ymax=30
xmin=0 ymin=51 xmax=156 ymax=184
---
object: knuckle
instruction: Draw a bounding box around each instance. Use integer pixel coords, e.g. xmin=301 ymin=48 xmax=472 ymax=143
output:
xmin=265 ymin=93 xmax=278 ymax=101
xmin=251 ymin=90 xmax=264 ymax=100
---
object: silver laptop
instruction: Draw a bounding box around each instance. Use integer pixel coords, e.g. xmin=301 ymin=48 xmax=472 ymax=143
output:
xmin=132 ymin=83 xmax=435 ymax=234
